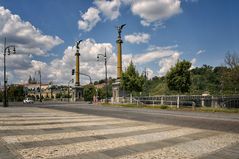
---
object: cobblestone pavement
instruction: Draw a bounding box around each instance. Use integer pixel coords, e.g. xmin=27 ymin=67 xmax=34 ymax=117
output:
xmin=0 ymin=107 xmax=239 ymax=159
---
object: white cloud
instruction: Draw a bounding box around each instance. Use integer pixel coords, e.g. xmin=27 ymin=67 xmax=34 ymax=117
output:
xmin=190 ymin=58 xmax=197 ymax=69
xmin=0 ymin=19 xmax=182 ymax=85
xmin=145 ymin=68 xmax=154 ymax=79
xmin=184 ymin=0 xmax=198 ymax=2
xmin=158 ymin=52 xmax=180 ymax=76
xmin=140 ymin=20 xmax=150 ymax=27
xmin=94 ymin=0 xmax=121 ymax=20
xmin=191 ymin=58 xmax=196 ymax=65
xmin=131 ymin=0 xmax=182 ymax=26
xmin=47 ymin=39 xmax=134 ymax=84
xmin=0 ymin=55 xmax=49 ymax=84
xmin=0 ymin=7 xmax=63 ymax=56
xmin=196 ymin=49 xmax=205 ymax=55
xmin=78 ymin=7 xmax=101 ymax=31
xmin=147 ymin=44 xmax=178 ymax=51
xmin=45 ymin=39 xmax=114 ymax=84
xmin=134 ymin=45 xmax=180 ymax=64
xmin=124 ymin=33 xmax=150 ymax=44
xmin=0 ymin=38 xmax=134 ymax=85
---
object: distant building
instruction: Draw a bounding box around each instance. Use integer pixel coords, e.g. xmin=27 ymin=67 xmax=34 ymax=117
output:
xmin=23 ymin=83 xmax=72 ymax=100
xmin=24 ymin=83 xmax=54 ymax=99
xmin=94 ymin=83 xmax=106 ymax=89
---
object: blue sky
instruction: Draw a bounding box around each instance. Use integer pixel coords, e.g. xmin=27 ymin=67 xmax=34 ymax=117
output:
xmin=0 ymin=0 xmax=239 ymax=84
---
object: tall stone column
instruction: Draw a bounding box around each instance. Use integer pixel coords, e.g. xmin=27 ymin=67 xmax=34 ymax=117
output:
xmin=116 ymin=38 xmax=123 ymax=79
xmin=112 ymin=24 xmax=126 ymax=103
xmin=75 ymin=46 xmax=80 ymax=86
xmin=116 ymin=24 xmax=126 ymax=79
xmin=73 ymin=40 xmax=83 ymax=102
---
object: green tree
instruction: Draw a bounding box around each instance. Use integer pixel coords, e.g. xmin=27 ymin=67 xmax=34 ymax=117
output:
xmin=97 ymin=88 xmax=106 ymax=100
xmin=166 ymin=60 xmax=192 ymax=93
xmin=224 ymin=51 xmax=239 ymax=69
xmin=83 ymin=85 xmax=95 ymax=101
xmin=7 ymin=85 xmax=25 ymax=101
xmin=121 ymin=61 xmax=145 ymax=101
xmin=222 ymin=52 xmax=239 ymax=94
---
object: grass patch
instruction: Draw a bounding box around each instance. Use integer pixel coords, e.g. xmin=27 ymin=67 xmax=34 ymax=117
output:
xmin=102 ymin=103 xmax=174 ymax=110
xmin=198 ymin=107 xmax=239 ymax=113
xmin=100 ymin=103 xmax=239 ymax=113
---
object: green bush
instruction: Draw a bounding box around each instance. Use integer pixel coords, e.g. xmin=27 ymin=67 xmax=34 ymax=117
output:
xmin=160 ymin=105 xmax=169 ymax=109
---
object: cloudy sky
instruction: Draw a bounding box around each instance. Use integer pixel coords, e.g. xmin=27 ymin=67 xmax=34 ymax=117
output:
xmin=0 ymin=0 xmax=239 ymax=85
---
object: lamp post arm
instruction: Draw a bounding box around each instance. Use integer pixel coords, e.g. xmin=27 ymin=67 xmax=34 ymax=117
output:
xmin=4 ymin=45 xmax=15 ymax=51
xmin=80 ymin=73 xmax=92 ymax=84
xmin=97 ymin=54 xmax=105 ymax=58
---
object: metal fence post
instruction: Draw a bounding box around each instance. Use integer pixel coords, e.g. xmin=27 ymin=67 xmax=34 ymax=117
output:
xmin=177 ymin=95 xmax=180 ymax=108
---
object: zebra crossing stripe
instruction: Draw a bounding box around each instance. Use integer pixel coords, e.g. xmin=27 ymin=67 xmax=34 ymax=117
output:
xmin=3 ymin=124 xmax=170 ymax=144
xmin=117 ymin=133 xmax=239 ymax=159
xmin=0 ymin=119 xmax=133 ymax=130
xmin=0 ymin=117 xmax=118 ymax=125
xmin=0 ymin=113 xmax=72 ymax=117
xmin=0 ymin=116 xmax=86 ymax=121
xmin=18 ymin=127 xmax=202 ymax=159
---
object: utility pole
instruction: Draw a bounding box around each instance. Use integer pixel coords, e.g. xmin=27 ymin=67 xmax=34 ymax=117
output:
xmin=2 ymin=37 xmax=16 ymax=107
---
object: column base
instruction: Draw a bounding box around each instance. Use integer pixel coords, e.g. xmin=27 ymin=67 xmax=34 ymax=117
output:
xmin=72 ymin=86 xmax=84 ymax=102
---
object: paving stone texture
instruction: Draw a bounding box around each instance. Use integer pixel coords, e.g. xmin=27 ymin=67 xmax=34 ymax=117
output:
xmin=0 ymin=107 xmax=238 ymax=159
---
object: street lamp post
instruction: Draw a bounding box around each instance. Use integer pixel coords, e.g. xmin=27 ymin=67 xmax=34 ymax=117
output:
xmin=2 ymin=37 xmax=16 ymax=107
xmin=97 ymin=48 xmax=108 ymax=102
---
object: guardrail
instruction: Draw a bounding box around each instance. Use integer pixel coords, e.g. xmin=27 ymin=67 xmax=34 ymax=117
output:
xmin=112 ymin=95 xmax=239 ymax=108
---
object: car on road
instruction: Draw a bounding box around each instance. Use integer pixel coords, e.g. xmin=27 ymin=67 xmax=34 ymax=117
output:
xmin=23 ymin=98 xmax=34 ymax=104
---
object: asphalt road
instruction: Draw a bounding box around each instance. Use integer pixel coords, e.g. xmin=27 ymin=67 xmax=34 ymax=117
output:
xmin=35 ymin=102 xmax=239 ymax=133
xmin=1 ymin=102 xmax=239 ymax=159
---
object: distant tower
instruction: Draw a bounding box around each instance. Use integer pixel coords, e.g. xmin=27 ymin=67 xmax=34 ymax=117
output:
xmin=116 ymin=24 xmax=126 ymax=79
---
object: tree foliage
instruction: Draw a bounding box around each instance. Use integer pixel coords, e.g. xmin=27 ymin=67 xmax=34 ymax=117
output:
xmin=139 ymin=52 xmax=239 ymax=96
xmin=224 ymin=51 xmax=239 ymax=68
xmin=7 ymin=85 xmax=25 ymax=101
xmin=121 ymin=61 xmax=145 ymax=94
xmin=83 ymin=85 xmax=95 ymax=101
xmin=166 ymin=60 xmax=192 ymax=93
xmin=97 ymin=88 xmax=106 ymax=100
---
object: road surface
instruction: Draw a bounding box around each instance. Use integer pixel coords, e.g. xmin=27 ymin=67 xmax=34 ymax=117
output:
xmin=0 ymin=102 xmax=238 ymax=159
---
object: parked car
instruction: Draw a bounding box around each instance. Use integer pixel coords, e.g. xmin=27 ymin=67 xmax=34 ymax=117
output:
xmin=23 ymin=98 xmax=34 ymax=104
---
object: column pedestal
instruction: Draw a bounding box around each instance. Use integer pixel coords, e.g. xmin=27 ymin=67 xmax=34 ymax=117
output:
xmin=112 ymin=80 xmax=120 ymax=103
xmin=72 ymin=86 xmax=83 ymax=102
